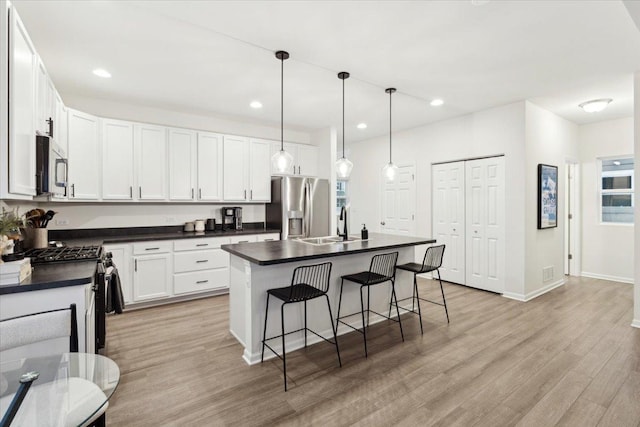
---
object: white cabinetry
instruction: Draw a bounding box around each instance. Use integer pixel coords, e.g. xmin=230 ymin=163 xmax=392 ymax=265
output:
xmin=223 ymin=136 xmax=271 ymax=202
xmin=270 ymin=142 xmax=318 ymax=177
xmin=54 ymin=93 xmax=68 ymax=153
xmin=103 ymin=243 xmax=133 ymax=304
xmin=197 ymin=132 xmax=223 ymax=201
xmin=168 ymin=128 xmax=196 ymax=201
xmin=102 ymin=119 xmax=134 ymax=200
xmin=35 ymin=57 xmax=54 ymax=135
xmin=132 ymin=241 xmax=171 ymax=301
xmin=68 ymin=109 xmax=100 ymax=200
xmin=135 ymin=124 xmax=167 ymax=200
xmin=7 ymin=5 xmax=37 ymax=196
xmin=173 ymin=237 xmax=229 ymax=295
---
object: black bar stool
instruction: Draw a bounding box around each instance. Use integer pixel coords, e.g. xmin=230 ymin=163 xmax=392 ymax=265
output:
xmin=392 ymin=244 xmax=448 ymax=334
xmin=261 ymin=261 xmax=341 ymax=391
xmin=336 ymin=252 xmax=403 ymax=358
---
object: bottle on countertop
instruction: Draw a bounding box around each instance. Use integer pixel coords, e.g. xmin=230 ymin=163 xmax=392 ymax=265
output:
xmin=361 ymin=224 xmax=368 ymax=240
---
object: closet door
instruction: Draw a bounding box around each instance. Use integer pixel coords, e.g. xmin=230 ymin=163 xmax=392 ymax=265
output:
xmin=465 ymin=157 xmax=505 ymax=293
xmin=432 ymin=162 xmax=466 ymax=284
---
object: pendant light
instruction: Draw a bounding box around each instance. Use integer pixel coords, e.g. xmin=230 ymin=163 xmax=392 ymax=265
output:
xmin=271 ymin=50 xmax=294 ymax=173
xmin=336 ymin=71 xmax=354 ymax=179
xmin=382 ymin=88 xmax=398 ymax=181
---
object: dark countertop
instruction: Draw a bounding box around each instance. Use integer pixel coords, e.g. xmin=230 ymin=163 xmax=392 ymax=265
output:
xmin=0 ymin=261 xmax=97 ymax=295
xmin=221 ymin=233 xmax=436 ymax=266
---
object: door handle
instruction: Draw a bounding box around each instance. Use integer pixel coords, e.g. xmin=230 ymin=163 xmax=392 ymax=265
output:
xmin=134 ymin=259 xmax=137 ymax=271
xmin=250 ymin=190 xmax=253 ymax=200
xmin=196 ymin=260 xmax=209 ymax=263
xmin=192 ymin=188 xmax=194 ymax=199
xmin=380 ymin=221 xmax=386 ymax=226
xmin=244 ymin=190 xmax=247 ymax=200
xmin=139 ymin=187 xmax=142 ymax=198
xmin=130 ymin=186 xmax=133 ymax=198
xmin=199 ymin=188 xmax=202 ymax=199
xmin=71 ymin=184 xmax=75 ymax=198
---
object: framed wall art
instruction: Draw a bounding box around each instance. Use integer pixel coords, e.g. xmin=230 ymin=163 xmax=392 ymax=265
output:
xmin=537 ymin=164 xmax=558 ymax=229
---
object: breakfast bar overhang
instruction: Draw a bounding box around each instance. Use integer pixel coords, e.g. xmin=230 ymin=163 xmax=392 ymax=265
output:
xmin=221 ymin=233 xmax=436 ymax=364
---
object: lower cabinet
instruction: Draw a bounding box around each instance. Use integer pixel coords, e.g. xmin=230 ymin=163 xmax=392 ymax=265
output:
xmin=104 ymin=233 xmax=279 ymax=309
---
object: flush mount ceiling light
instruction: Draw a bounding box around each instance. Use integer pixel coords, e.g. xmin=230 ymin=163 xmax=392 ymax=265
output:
xmin=579 ymin=98 xmax=612 ymax=113
xmin=357 ymin=123 xmax=367 ymax=129
xmin=250 ymin=100 xmax=263 ymax=109
xmin=336 ymin=72 xmax=354 ymax=179
xmin=92 ymin=68 xmax=111 ymax=78
xmin=270 ymin=51 xmax=294 ymax=173
xmin=430 ymin=99 xmax=444 ymax=107
xmin=382 ymin=88 xmax=399 ymax=182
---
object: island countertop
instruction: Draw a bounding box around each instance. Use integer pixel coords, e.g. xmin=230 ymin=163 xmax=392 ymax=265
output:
xmin=221 ymin=233 xmax=436 ymax=266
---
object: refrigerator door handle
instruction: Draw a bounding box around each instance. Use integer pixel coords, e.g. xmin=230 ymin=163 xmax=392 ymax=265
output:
xmin=303 ymin=181 xmax=312 ymax=237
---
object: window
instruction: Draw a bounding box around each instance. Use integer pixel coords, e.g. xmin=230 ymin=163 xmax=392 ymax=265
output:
xmin=600 ymin=157 xmax=634 ymax=224
xmin=336 ymin=180 xmax=348 ymax=215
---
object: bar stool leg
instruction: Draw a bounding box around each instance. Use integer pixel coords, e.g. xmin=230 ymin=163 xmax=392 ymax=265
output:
xmin=413 ymin=273 xmax=424 ymax=334
xmin=437 ymin=269 xmax=450 ymax=323
xmin=360 ymin=285 xmax=368 ymax=358
xmin=304 ymin=300 xmax=308 ymax=347
xmin=324 ymin=294 xmax=342 ymax=367
xmin=281 ymin=303 xmax=287 ymax=391
xmin=367 ymin=285 xmax=371 ymax=328
xmin=391 ymin=279 xmax=404 ymax=341
xmin=261 ymin=294 xmax=271 ymax=363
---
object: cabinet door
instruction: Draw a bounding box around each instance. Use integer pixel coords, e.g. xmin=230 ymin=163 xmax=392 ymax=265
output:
xmin=133 ymin=254 xmax=171 ymax=301
xmin=249 ymin=139 xmax=271 ymax=202
xmin=197 ymin=132 xmax=223 ymax=201
xmin=68 ymin=109 xmax=100 ymax=200
xmin=35 ymin=58 xmax=48 ymax=134
xmin=297 ymin=144 xmax=318 ymax=177
xmin=103 ymin=244 xmax=133 ymax=304
xmin=8 ymin=6 xmax=37 ymax=196
xmin=102 ymin=119 xmax=134 ymax=200
xmin=168 ymin=128 xmax=196 ymax=201
xmin=54 ymin=93 xmax=68 ymax=153
xmin=135 ymin=124 xmax=167 ymax=200
xmin=223 ymin=135 xmax=248 ymax=201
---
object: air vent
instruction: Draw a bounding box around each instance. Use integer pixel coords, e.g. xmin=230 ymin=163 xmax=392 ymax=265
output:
xmin=543 ymin=266 xmax=554 ymax=282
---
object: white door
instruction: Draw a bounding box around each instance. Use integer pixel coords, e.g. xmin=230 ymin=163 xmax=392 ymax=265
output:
xmin=380 ymin=165 xmax=416 ymax=235
xmin=465 ymin=157 xmax=505 ymax=293
xmin=249 ymin=139 xmax=271 ymax=202
xmin=135 ymin=124 xmax=167 ymax=200
xmin=223 ymin=136 xmax=248 ymax=201
xmin=564 ymin=161 xmax=579 ymax=276
xmin=133 ymin=254 xmax=170 ymax=301
xmin=102 ymin=119 xmax=134 ymax=200
xmin=197 ymin=132 xmax=223 ymax=201
xmin=432 ymin=162 xmax=466 ymax=284
xmin=68 ymin=109 xmax=100 ymax=200
xmin=8 ymin=6 xmax=37 ymax=196
xmin=168 ymin=128 xmax=196 ymax=201
xmin=297 ymin=144 xmax=318 ymax=177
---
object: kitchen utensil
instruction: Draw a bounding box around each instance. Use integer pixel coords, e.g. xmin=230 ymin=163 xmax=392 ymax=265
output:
xmin=194 ymin=219 xmax=205 ymax=232
xmin=41 ymin=210 xmax=56 ymax=228
xmin=184 ymin=222 xmax=195 ymax=232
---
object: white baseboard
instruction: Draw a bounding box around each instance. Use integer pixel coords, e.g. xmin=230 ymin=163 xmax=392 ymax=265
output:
xmin=632 ymin=319 xmax=640 ymax=329
xmin=580 ymin=271 xmax=634 ymax=284
xmin=502 ymin=279 xmax=566 ymax=302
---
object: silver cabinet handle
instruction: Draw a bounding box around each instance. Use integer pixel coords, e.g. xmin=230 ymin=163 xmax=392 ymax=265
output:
xmin=134 ymin=259 xmax=137 ymax=271
xmin=71 ymin=184 xmax=75 ymax=198
xmin=196 ymin=280 xmax=209 ymax=284
xmin=264 ymin=239 xmax=274 ymax=241
xmin=196 ymin=260 xmax=209 ymax=263
xmin=244 ymin=190 xmax=247 ymax=200
xmin=139 ymin=187 xmax=142 ymax=198
xmin=238 ymin=240 xmax=249 ymax=243
xmin=145 ymin=247 xmax=160 ymax=251
xmin=250 ymin=190 xmax=253 ymax=200
xmin=196 ymin=243 xmax=208 ymax=247
xmin=474 ymin=230 xmax=478 ymax=233
xmin=191 ymin=188 xmax=194 ymax=199
xmin=380 ymin=221 xmax=386 ymax=226
xmin=453 ymin=228 xmax=456 ymax=232
xmin=199 ymin=189 xmax=202 ymax=199
xmin=130 ymin=186 xmax=133 ymax=198
xmin=298 ymin=166 xmax=301 ymax=174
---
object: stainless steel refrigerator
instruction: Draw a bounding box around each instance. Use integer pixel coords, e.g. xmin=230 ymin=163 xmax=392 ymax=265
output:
xmin=266 ymin=176 xmax=330 ymax=240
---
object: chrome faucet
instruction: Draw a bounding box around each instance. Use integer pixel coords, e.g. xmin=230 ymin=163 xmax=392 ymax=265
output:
xmin=338 ymin=206 xmax=348 ymax=241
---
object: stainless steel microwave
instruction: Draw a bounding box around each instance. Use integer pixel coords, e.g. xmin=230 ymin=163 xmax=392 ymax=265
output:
xmin=36 ymin=134 xmax=67 ymax=197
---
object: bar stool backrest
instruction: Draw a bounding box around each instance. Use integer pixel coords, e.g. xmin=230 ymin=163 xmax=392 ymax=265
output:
xmin=287 ymin=262 xmax=333 ymax=300
xmin=368 ymin=252 xmax=399 ymax=282
xmin=422 ymin=245 xmax=446 ymax=271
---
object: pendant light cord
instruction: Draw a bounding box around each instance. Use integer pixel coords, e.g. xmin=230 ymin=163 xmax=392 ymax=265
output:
xmin=389 ymin=90 xmax=392 ymax=163
xmin=280 ymin=56 xmax=284 ymax=151
xmin=342 ymin=77 xmax=345 ymax=158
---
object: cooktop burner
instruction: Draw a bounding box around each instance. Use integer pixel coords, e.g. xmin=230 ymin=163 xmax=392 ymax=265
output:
xmin=24 ymin=245 xmax=102 ymax=264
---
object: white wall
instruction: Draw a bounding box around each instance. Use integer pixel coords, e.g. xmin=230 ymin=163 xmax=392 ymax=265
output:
xmin=578 ymin=117 xmax=634 ymax=283
xmin=349 ymin=101 xmax=528 ymax=298
xmin=524 ymin=102 xmax=579 ymax=296
xmin=634 ymin=71 xmax=640 ymax=329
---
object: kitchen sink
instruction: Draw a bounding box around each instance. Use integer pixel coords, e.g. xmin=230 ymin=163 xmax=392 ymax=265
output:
xmin=297 ymin=236 xmax=362 ymax=245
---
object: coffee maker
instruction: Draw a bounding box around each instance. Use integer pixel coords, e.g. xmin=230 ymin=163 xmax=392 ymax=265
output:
xmin=222 ymin=207 xmax=243 ymax=231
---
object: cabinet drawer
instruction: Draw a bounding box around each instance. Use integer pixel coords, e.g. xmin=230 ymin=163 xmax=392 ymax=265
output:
xmin=229 ymin=235 xmax=257 ymax=244
xmin=173 ymin=269 xmax=229 ymax=295
xmin=132 ymin=241 xmax=172 ymax=255
xmin=174 ymin=249 xmax=227 ymax=273
xmin=173 ymin=237 xmax=230 ymax=252
xmin=256 ymin=233 xmax=280 ymax=242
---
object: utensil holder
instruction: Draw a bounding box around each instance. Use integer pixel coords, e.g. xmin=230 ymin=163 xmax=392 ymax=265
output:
xmin=24 ymin=228 xmax=48 ymax=249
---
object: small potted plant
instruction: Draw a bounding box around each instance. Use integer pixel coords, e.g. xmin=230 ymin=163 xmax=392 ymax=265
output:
xmin=0 ymin=207 xmax=25 ymax=261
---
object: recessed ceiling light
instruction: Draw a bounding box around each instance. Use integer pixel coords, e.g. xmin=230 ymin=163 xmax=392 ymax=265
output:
xmin=357 ymin=123 xmax=367 ymax=129
xmin=250 ymin=100 xmax=263 ymax=109
xmin=92 ymin=68 xmax=111 ymax=78
xmin=578 ymin=98 xmax=612 ymax=113
xmin=430 ymin=99 xmax=444 ymax=107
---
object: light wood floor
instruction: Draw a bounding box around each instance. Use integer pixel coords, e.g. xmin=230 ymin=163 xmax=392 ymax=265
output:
xmin=105 ymin=276 xmax=640 ymax=426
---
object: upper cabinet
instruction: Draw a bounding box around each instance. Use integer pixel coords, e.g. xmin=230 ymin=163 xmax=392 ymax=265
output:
xmin=223 ymin=136 xmax=270 ymax=202
xmin=168 ymin=128 xmax=196 ymax=201
xmin=270 ymin=142 xmax=318 ymax=177
xmin=68 ymin=109 xmax=100 ymax=200
xmin=196 ymin=132 xmax=223 ymax=201
xmin=135 ymin=124 xmax=167 ymax=200
xmin=102 ymin=119 xmax=134 ymax=200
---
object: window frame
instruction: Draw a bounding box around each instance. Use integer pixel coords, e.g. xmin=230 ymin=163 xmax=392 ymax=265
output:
xmin=598 ymin=155 xmax=634 ymax=226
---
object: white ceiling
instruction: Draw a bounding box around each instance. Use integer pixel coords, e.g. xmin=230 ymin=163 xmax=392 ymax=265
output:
xmin=13 ymin=0 xmax=640 ymax=142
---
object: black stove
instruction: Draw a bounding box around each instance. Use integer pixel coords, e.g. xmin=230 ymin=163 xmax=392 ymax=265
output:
xmin=24 ymin=245 xmax=102 ymax=265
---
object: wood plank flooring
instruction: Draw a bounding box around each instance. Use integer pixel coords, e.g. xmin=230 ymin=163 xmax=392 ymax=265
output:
xmin=105 ymin=276 xmax=640 ymax=426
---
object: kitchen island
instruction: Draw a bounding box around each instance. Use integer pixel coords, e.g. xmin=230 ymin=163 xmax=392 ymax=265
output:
xmin=221 ymin=233 xmax=436 ymax=364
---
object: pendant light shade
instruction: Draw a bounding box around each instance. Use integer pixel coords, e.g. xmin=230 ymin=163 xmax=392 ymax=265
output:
xmin=383 ymin=88 xmax=398 ymax=182
xmin=271 ymin=50 xmax=294 ymax=173
xmin=336 ymin=71 xmax=353 ymax=179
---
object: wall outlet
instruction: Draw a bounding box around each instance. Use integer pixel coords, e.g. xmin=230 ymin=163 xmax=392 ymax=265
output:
xmin=55 ymin=219 xmax=70 ymax=226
